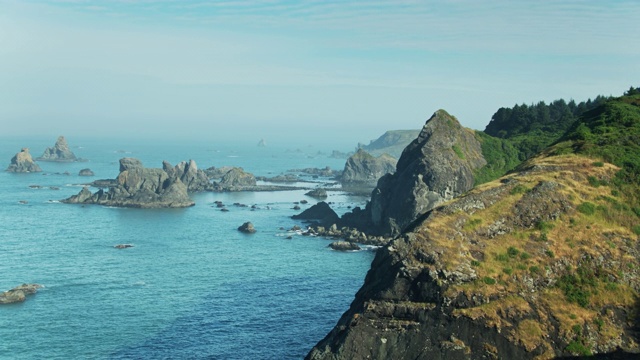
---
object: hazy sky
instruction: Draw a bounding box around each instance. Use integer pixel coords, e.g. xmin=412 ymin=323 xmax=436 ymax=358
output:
xmin=1 ymin=0 xmax=639 ymax=143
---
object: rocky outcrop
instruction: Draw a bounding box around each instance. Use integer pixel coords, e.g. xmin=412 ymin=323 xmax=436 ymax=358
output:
xmin=0 ymin=284 xmax=43 ymax=304
xmin=238 ymin=222 xmax=256 ymax=233
xmin=62 ymin=158 xmax=194 ymax=208
xmin=78 ymin=168 xmax=94 ymax=176
xmin=163 ymin=160 xmax=211 ymax=191
xmin=307 ymin=154 xmax=640 ymax=359
xmin=292 ymin=201 xmax=339 ymax=225
xmin=341 ymin=149 xmax=397 ymax=190
xmin=214 ymin=168 xmax=256 ymax=190
xmin=328 ymin=241 xmax=361 ymax=251
xmin=37 ymin=136 xmax=79 ymax=162
xmin=204 ymin=166 xmax=237 ymax=179
xmin=305 ymin=188 xmax=328 ymax=199
xmin=360 ymin=110 xmax=486 ymax=236
xmin=6 ymin=148 xmax=42 ymax=173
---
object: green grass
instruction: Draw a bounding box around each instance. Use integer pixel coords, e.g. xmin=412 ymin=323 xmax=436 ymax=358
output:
xmin=577 ymin=202 xmax=596 ymax=215
xmin=452 ymin=144 xmax=465 ymax=159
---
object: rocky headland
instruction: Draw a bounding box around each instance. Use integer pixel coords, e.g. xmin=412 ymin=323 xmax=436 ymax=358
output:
xmin=6 ymin=148 xmax=42 ymax=173
xmin=360 ymin=129 xmax=421 ymax=158
xmin=36 ymin=136 xmax=82 ymax=162
xmin=341 ymin=149 xmax=397 ymax=191
xmin=308 ymin=94 xmax=640 ymax=359
xmin=63 ymin=157 xmax=195 ymax=208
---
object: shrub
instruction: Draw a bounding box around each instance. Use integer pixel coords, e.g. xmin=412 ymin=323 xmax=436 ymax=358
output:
xmin=592 ymin=161 xmax=605 ymax=167
xmin=507 ymin=246 xmax=520 ymax=257
xmin=471 ymin=260 xmax=481 ymax=267
xmin=510 ymin=184 xmax=528 ymax=195
xmin=632 ymin=225 xmax=640 ymax=235
xmin=545 ymin=250 xmax=555 ymax=258
xmin=577 ymin=202 xmax=596 ymax=215
xmin=529 ymin=266 xmax=540 ymax=274
xmin=503 ymin=267 xmax=513 ymax=275
xmin=483 ymin=277 xmax=496 ymax=285
xmin=566 ymin=340 xmax=592 ymax=356
xmin=520 ymin=252 xmax=531 ymax=260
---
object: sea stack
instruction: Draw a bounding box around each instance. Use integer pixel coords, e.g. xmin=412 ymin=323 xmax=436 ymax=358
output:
xmin=6 ymin=148 xmax=42 ymax=173
xmin=37 ymin=136 xmax=79 ymax=162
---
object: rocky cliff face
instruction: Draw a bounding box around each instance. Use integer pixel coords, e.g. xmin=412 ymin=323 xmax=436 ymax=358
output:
xmin=368 ymin=110 xmax=486 ymax=236
xmin=341 ymin=149 xmax=397 ymax=190
xmin=163 ymin=159 xmax=211 ymax=192
xmin=6 ymin=148 xmax=42 ymax=173
xmin=307 ymin=153 xmax=640 ymax=359
xmin=361 ymin=129 xmax=421 ymax=158
xmin=37 ymin=136 xmax=79 ymax=162
xmin=63 ymin=157 xmax=194 ymax=208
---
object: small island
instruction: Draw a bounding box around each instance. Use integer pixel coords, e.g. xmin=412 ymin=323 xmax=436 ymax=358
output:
xmin=37 ymin=136 xmax=84 ymax=162
xmin=6 ymin=148 xmax=42 ymax=173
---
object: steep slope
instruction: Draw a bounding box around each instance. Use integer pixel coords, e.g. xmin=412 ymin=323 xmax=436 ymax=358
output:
xmin=341 ymin=149 xmax=397 ymax=190
xmin=368 ymin=110 xmax=486 ymax=236
xmin=308 ymin=95 xmax=640 ymax=359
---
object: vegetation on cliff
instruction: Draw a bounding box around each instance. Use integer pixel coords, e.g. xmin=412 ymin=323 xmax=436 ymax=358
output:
xmin=308 ymin=89 xmax=640 ymax=359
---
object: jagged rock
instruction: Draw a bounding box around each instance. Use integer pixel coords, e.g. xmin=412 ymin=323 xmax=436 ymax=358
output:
xmin=6 ymin=148 xmax=42 ymax=173
xmin=292 ymin=201 xmax=339 ymax=225
xmin=238 ymin=222 xmax=256 ymax=233
xmin=163 ymin=159 xmax=210 ymax=191
xmin=368 ymin=110 xmax=486 ymax=236
xmin=305 ymin=188 xmax=328 ymax=199
xmin=341 ymin=149 xmax=397 ymax=189
xmin=36 ymin=136 xmax=79 ymax=162
xmin=78 ymin=168 xmax=94 ymax=176
xmin=203 ymin=166 xmax=236 ymax=179
xmin=62 ymin=158 xmax=194 ymax=208
xmin=215 ymin=168 xmax=257 ymax=190
xmin=328 ymin=241 xmax=361 ymax=251
xmin=0 ymin=284 xmax=43 ymax=304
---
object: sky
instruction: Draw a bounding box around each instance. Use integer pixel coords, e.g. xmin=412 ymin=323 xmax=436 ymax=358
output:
xmin=1 ymin=0 xmax=639 ymax=144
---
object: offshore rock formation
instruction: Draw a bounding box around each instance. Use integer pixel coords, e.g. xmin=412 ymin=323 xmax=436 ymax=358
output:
xmin=213 ymin=167 xmax=256 ymax=190
xmin=341 ymin=149 xmax=397 ymax=190
xmin=37 ymin=136 xmax=80 ymax=162
xmin=78 ymin=168 xmax=94 ymax=176
xmin=162 ymin=160 xmax=211 ymax=192
xmin=307 ymin=154 xmax=640 ymax=359
xmin=292 ymin=201 xmax=339 ymax=225
xmin=0 ymin=284 xmax=43 ymax=304
xmin=63 ymin=157 xmax=194 ymax=208
xmin=6 ymin=148 xmax=42 ymax=173
xmin=346 ymin=110 xmax=486 ymax=236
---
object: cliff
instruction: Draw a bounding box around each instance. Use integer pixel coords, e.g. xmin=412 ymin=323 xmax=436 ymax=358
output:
xmin=36 ymin=136 xmax=80 ymax=162
xmin=6 ymin=148 xmax=42 ymax=173
xmin=63 ymin=157 xmax=194 ymax=208
xmin=341 ymin=149 xmax=397 ymax=190
xmin=307 ymin=94 xmax=640 ymax=359
xmin=308 ymin=153 xmax=640 ymax=359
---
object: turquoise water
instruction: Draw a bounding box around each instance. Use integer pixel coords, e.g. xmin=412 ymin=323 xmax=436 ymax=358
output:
xmin=0 ymin=137 xmax=374 ymax=359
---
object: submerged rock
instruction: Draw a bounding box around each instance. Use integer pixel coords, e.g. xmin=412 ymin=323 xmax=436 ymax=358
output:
xmin=114 ymin=244 xmax=133 ymax=249
xmin=305 ymin=188 xmax=328 ymax=199
xmin=37 ymin=136 xmax=80 ymax=162
xmin=0 ymin=284 xmax=43 ymax=304
xmin=6 ymin=148 xmax=42 ymax=173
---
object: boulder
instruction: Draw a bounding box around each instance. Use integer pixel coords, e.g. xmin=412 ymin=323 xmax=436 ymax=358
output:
xmin=305 ymin=188 xmax=328 ymax=199
xmin=0 ymin=284 xmax=43 ymax=304
xmin=36 ymin=136 xmax=79 ymax=162
xmin=78 ymin=168 xmax=95 ymax=176
xmin=328 ymin=241 xmax=361 ymax=251
xmin=292 ymin=201 xmax=339 ymax=225
xmin=341 ymin=149 xmax=397 ymax=189
xmin=238 ymin=222 xmax=256 ymax=233
xmin=6 ymin=148 xmax=42 ymax=173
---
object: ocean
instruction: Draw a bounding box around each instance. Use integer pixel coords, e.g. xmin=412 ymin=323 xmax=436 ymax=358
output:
xmin=0 ymin=136 xmax=375 ymax=359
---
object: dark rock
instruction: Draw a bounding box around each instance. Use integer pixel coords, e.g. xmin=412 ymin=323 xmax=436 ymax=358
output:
xmin=305 ymin=188 xmax=328 ymax=199
xmin=221 ymin=208 xmax=229 ymax=212
xmin=328 ymin=241 xmax=361 ymax=251
xmin=62 ymin=158 xmax=195 ymax=208
xmin=79 ymin=168 xmax=94 ymax=176
xmin=292 ymin=201 xmax=339 ymax=225
xmin=300 ymin=199 xmax=308 ymax=204
xmin=293 ymin=205 xmax=301 ymax=210
xmin=114 ymin=244 xmax=133 ymax=249
xmin=238 ymin=222 xmax=256 ymax=233
xmin=341 ymin=149 xmax=397 ymax=189
xmin=0 ymin=284 xmax=43 ymax=304
xmin=6 ymin=148 xmax=42 ymax=173
xmin=36 ymin=136 xmax=79 ymax=162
